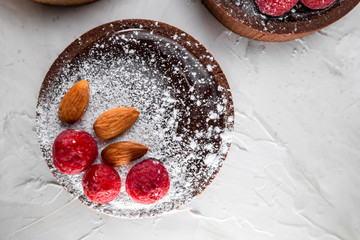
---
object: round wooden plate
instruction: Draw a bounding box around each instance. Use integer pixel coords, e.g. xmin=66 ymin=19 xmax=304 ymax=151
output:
xmin=203 ymin=0 xmax=360 ymax=41
xmin=36 ymin=19 xmax=234 ymax=218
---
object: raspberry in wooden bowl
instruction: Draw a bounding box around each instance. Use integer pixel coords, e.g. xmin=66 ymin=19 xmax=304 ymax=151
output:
xmin=126 ymin=159 xmax=170 ymax=204
xmin=36 ymin=19 xmax=234 ymax=218
xmin=52 ymin=129 xmax=98 ymax=175
xmin=82 ymin=164 xmax=121 ymax=204
xmin=203 ymin=0 xmax=360 ymax=41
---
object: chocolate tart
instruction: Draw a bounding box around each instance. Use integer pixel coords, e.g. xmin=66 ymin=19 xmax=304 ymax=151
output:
xmin=32 ymin=0 xmax=97 ymax=6
xmin=36 ymin=19 xmax=234 ymax=218
xmin=203 ymin=0 xmax=360 ymax=42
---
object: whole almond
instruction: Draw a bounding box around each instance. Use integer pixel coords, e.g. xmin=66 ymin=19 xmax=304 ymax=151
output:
xmin=101 ymin=141 xmax=148 ymax=166
xmin=93 ymin=107 xmax=139 ymax=140
xmin=58 ymin=80 xmax=90 ymax=123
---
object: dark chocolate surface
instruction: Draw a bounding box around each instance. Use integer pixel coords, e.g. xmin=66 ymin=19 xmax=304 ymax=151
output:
xmin=204 ymin=0 xmax=359 ymax=41
xmin=36 ymin=20 xmax=234 ymax=218
xmin=231 ymin=0 xmax=340 ymax=23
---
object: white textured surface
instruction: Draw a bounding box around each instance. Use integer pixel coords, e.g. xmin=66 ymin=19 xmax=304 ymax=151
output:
xmin=0 ymin=0 xmax=360 ymax=239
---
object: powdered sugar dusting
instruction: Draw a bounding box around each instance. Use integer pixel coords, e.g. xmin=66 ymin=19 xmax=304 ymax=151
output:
xmin=227 ymin=0 xmax=342 ymax=33
xmin=36 ymin=24 xmax=233 ymax=218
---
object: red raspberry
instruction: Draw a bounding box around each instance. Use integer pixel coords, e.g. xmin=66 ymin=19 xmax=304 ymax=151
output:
xmin=126 ymin=159 xmax=170 ymax=204
xmin=52 ymin=129 xmax=98 ymax=175
xmin=82 ymin=164 xmax=121 ymax=204
xmin=255 ymin=0 xmax=299 ymax=16
xmin=301 ymin=0 xmax=335 ymax=9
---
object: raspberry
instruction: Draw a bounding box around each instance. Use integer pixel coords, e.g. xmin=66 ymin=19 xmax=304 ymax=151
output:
xmin=255 ymin=0 xmax=299 ymax=16
xmin=126 ymin=159 xmax=170 ymax=204
xmin=301 ymin=0 xmax=335 ymax=9
xmin=52 ymin=129 xmax=98 ymax=175
xmin=82 ymin=164 xmax=121 ymax=204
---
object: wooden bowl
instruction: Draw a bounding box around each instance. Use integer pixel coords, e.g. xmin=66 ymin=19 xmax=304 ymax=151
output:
xmin=32 ymin=0 xmax=97 ymax=6
xmin=203 ymin=0 xmax=360 ymax=41
xmin=36 ymin=19 xmax=234 ymax=218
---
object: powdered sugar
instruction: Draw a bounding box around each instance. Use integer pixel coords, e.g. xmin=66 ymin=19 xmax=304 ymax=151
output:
xmin=36 ymin=23 xmax=233 ymax=218
xmin=228 ymin=0 xmax=342 ymax=32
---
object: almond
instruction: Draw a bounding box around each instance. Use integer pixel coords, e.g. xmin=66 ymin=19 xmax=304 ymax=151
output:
xmin=58 ymin=80 xmax=90 ymax=123
xmin=101 ymin=141 xmax=148 ymax=166
xmin=93 ymin=107 xmax=139 ymax=140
